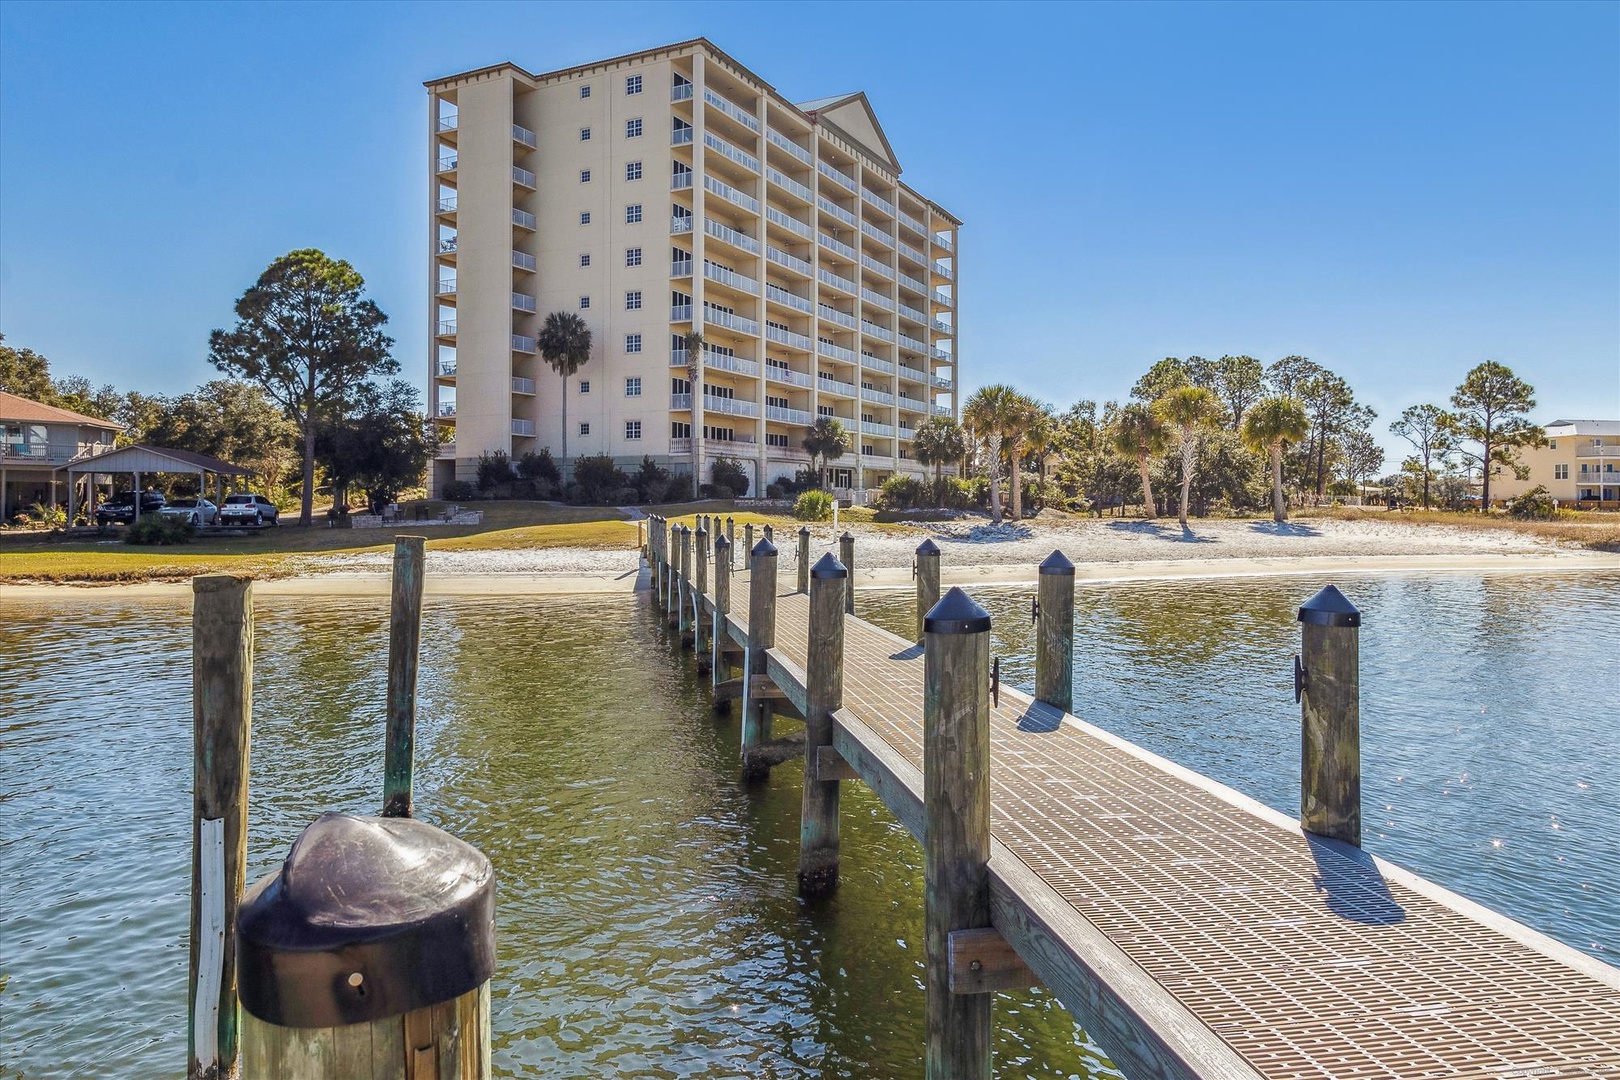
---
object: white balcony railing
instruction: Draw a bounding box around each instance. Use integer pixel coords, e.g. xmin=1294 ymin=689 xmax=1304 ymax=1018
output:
xmin=899 ymin=242 xmax=927 ymax=267
xmin=671 ymin=125 xmax=694 ymax=146
xmin=899 ymin=333 xmax=930 ymax=354
xmin=899 ymin=365 xmax=929 ymax=383
xmin=703 ymin=174 xmax=758 ymax=214
xmin=897 ymin=209 xmax=924 ymax=235
xmin=932 ymin=403 xmax=952 ymax=416
xmin=704 ymin=350 xmax=761 ymax=377
xmin=766 ymin=364 xmax=813 ymax=388
xmin=512 ymin=165 xmax=536 ymax=188
xmin=861 ymin=188 xmax=897 ymax=217
xmin=767 ymin=127 xmax=812 ymax=165
xmin=437 ymin=194 xmax=457 ymax=213
xmin=704 ymin=260 xmax=759 ymax=293
xmin=933 ymin=261 xmax=955 ymax=281
xmin=671 ymin=304 xmax=694 ymax=321
xmin=511 ymin=334 xmax=536 ymax=353
xmin=861 ymin=220 xmax=893 ymax=248
xmin=899 ymin=272 xmax=930 ymax=296
xmin=704 ymin=131 xmax=759 ymax=173
xmin=438 ymin=403 xmax=457 ymax=417
xmin=864 ymin=357 xmax=898 ymax=378
xmin=817 ymin=374 xmax=856 ymax=396
xmin=511 ymin=292 xmax=536 ymax=312
xmin=702 ymin=394 xmax=760 ymax=419
xmin=817 ymin=196 xmax=856 ymax=228
xmin=437 ymin=156 xmax=458 ymax=173
xmin=437 ymin=320 xmax=457 ymax=336
xmin=437 ymin=237 xmax=458 ymax=254
xmin=672 ymin=170 xmax=694 ymax=191
xmin=861 ymin=287 xmax=895 ymax=312
xmin=899 ymin=303 xmax=929 ymax=326
xmin=765 ymin=206 xmax=813 ymax=239
xmin=511 ymin=419 xmax=535 ymax=437
xmin=932 ymin=316 xmax=953 ymax=335
xmin=899 ymin=393 xmax=928 ymax=411
xmin=861 ymin=254 xmax=894 ymax=280
xmin=860 ymin=386 xmax=896 ymax=406
xmin=672 ymin=258 xmax=694 ymax=277
xmin=934 ymin=374 xmax=954 ymax=390
xmin=818 ymin=233 xmax=856 ymax=260
xmin=704 ymin=86 xmax=760 ymax=133
xmin=818 ymin=159 xmax=855 ymax=191
xmin=765 ymin=323 xmax=812 ymax=351
xmin=818 ymin=304 xmax=857 ymax=330
xmin=766 ymin=166 xmax=813 ymax=203
xmin=671 ymin=214 xmax=694 ymax=235
xmin=703 ymin=306 xmax=760 ymax=336
xmin=436 ymin=115 xmax=458 ymax=134
xmin=1575 ymin=445 xmax=1620 ymax=458
xmin=933 ymin=289 xmax=953 ymax=308
xmin=436 ymin=280 xmax=456 ymax=295
xmin=672 ymin=81 xmax=694 ymax=102
xmin=513 ymin=208 xmax=536 ymax=230
xmin=512 ymin=124 xmax=537 ymax=148
xmin=437 ymin=360 xmax=457 ymax=377
xmin=861 ymin=321 xmax=896 ymax=344
xmin=512 ymin=250 xmax=536 ymax=271
xmin=765 ymin=281 xmax=813 ymax=313
xmin=935 ymin=233 xmax=954 ymax=253
xmin=818 ymin=267 xmax=855 ymax=294
xmin=861 ymin=420 xmax=896 ymax=437
xmin=766 ymin=404 xmax=813 ymax=425
xmin=819 ymin=339 xmax=857 ymax=363
xmin=766 ymin=245 xmax=813 ymax=278
xmin=512 ymin=377 xmax=535 ymax=395
xmin=705 ymin=217 xmax=760 ymax=255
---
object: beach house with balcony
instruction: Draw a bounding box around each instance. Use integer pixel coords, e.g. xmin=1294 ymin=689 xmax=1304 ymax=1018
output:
xmin=1491 ymin=418 xmax=1620 ymax=509
xmin=0 ymin=391 xmax=122 ymax=520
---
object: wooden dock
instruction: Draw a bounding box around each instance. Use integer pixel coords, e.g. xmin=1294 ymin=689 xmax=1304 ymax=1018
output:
xmin=646 ymin=517 xmax=1620 ymax=1080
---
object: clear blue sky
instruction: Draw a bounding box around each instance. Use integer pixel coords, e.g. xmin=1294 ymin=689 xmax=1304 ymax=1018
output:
xmin=2 ymin=0 xmax=1616 ymax=462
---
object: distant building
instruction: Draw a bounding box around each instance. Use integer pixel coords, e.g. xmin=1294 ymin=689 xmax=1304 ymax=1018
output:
xmin=424 ymin=38 xmax=960 ymax=500
xmin=1492 ymin=419 xmax=1619 ymax=508
xmin=0 ymin=391 xmax=121 ymax=519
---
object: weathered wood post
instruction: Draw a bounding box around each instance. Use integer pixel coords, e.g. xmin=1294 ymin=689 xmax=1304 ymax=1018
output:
xmin=742 ymin=537 xmax=778 ymax=783
xmin=383 ymin=536 xmax=426 ymax=818
xmin=923 ymin=587 xmax=993 ymax=1080
xmin=712 ymin=534 xmax=732 ymax=686
xmin=799 ymin=553 xmax=846 ymax=896
xmin=915 ymin=538 xmax=940 ymax=643
xmin=797 ymin=526 xmax=812 ymax=594
xmin=1298 ymin=585 xmax=1361 ymax=846
xmin=744 ymin=523 xmax=755 ymax=567
xmin=190 ymin=575 xmax=253 ymax=1080
xmin=678 ymin=525 xmax=695 ymax=642
xmin=237 ymin=814 xmax=495 ymax=1079
xmin=725 ymin=515 xmax=735 ymax=549
xmin=839 ymin=531 xmax=856 ymax=615
xmin=651 ymin=516 xmax=665 ymax=605
xmin=763 ymin=523 xmax=774 ymax=544
xmin=667 ymin=524 xmax=683 ymax=624
xmin=1034 ymin=549 xmax=1075 ymax=714
xmin=694 ymin=524 xmax=710 ymax=657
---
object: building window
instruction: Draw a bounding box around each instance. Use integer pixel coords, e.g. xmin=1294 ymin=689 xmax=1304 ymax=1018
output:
xmin=626 ymin=333 xmax=643 ymax=353
xmin=625 ymin=203 xmax=642 ymax=224
xmin=580 ymin=253 xmax=591 ymax=267
xmin=626 ymin=420 xmax=642 ymax=440
xmin=625 ymin=160 xmax=642 ymax=182
xmin=626 ymin=290 xmax=642 ymax=310
xmin=626 ymin=74 xmax=642 ymax=95
xmin=1555 ymin=463 xmax=1569 ymax=480
xmin=672 ymin=421 xmax=691 ymax=439
xmin=580 ymin=169 xmax=591 ymax=183
xmin=580 ymin=127 xmax=591 ymax=141
xmin=767 ymin=432 xmax=789 ymax=448
xmin=626 ymin=377 xmax=642 ymax=396
xmin=580 ymin=211 xmax=591 ymax=225
xmin=672 ymin=377 xmax=691 ymax=394
xmin=580 ymin=381 xmax=591 ymax=394
xmin=626 ymin=118 xmax=643 ymax=138
xmin=580 ymin=422 xmax=590 ymax=435
xmin=580 ymin=84 xmax=592 ymax=99
xmin=818 ymin=405 xmax=835 ymax=416
xmin=1548 ymin=440 xmax=1557 ymax=449
xmin=580 ymin=296 xmax=591 ymax=309
xmin=625 ymin=247 xmax=642 ymax=267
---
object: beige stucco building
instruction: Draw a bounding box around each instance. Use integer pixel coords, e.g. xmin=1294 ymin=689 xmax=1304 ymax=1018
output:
xmin=0 ymin=391 xmax=120 ymax=520
xmin=425 ymin=39 xmax=959 ymax=499
xmin=1492 ymin=419 xmax=1619 ymax=508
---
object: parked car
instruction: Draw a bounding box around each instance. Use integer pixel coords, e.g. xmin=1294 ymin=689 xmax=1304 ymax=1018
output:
xmin=218 ymin=493 xmax=279 ymax=527
xmin=160 ymin=498 xmax=218 ymax=526
xmin=95 ymin=490 xmax=166 ymax=525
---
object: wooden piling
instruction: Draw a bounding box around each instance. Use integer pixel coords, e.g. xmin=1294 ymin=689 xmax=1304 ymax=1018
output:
xmin=694 ymin=526 xmax=709 ymax=654
xmin=678 ymin=525 xmax=694 ymax=642
xmin=797 ymin=526 xmax=812 ymax=594
xmin=923 ymin=587 xmax=993 ymax=1080
xmin=799 ymin=553 xmax=847 ymax=895
xmin=915 ymin=538 xmax=940 ymax=643
xmin=190 ymin=575 xmax=254 ymax=1080
xmin=742 ymin=537 xmax=778 ymax=783
xmin=383 ymin=536 xmax=426 ymax=818
xmin=763 ymin=523 xmax=774 ymax=544
xmin=712 ymin=534 xmax=731 ymax=687
xmin=725 ymin=515 xmax=735 ymax=549
xmin=839 ymin=532 xmax=856 ymax=615
xmin=1035 ymin=549 xmax=1075 ymax=714
xmin=744 ymin=523 xmax=755 ymax=567
xmin=1298 ymin=585 xmax=1361 ymax=846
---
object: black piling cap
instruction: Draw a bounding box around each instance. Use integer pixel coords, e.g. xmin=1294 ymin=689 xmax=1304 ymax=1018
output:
xmin=924 ymin=586 xmax=992 ymax=635
xmin=840 ymin=531 xmax=854 ymax=543
xmin=811 ymin=552 xmax=848 ymax=579
xmin=714 ymin=534 xmax=731 ymax=550
xmin=1298 ymin=584 xmax=1361 ymax=627
xmin=916 ymin=538 xmax=940 ymax=556
xmin=752 ymin=537 xmax=778 ymax=558
xmin=237 ymin=813 xmax=496 ymax=1028
xmin=1039 ymin=549 xmax=1075 ymax=575
xmin=799 ymin=525 xmax=811 ymax=538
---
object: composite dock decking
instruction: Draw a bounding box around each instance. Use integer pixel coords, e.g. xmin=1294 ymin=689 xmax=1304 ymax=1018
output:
xmin=701 ymin=577 xmax=1620 ymax=1080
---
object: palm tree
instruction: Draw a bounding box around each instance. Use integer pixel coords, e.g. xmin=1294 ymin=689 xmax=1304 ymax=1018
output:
xmin=536 ymin=311 xmax=592 ymax=464
xmin=1013 ymin=398 xmax=1057 ymax=517
xmin=1109 ymin=403 xmax=1170 ymax=518
xmin=1155 ymin=385 xmax=1222 ymax=528
xmin=912 ymin=416 xmax=966 ymax=504
xmin=1242 ymin=395 xmax=1309 ymax=523
xmin=683 ymin=329 xmax=705 ymax=497
xmin=802 ymin=416 xmax=849 ymax=487
xmin=963 ymin=384 xmax=1020 ymax=523
xmin=1000 ymin=392 xmax=1048 ymax=520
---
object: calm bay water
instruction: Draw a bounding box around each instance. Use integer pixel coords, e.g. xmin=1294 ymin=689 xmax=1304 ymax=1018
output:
xmin=1 ymin=569 xmax=1615 ymax=1078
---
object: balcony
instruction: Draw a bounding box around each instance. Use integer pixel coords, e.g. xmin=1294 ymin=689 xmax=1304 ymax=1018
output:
xmin=670 ymin=393 xmax=693 ymax=410
xmin=437 ymin=360 xmax=457 ymax=378
xmin=767 ymin=404 xmax=813 ymax=425
xmin=935 ymin=233 xmax=954 ymax=253
xmin=703 ymin=174 xmax=758 ymax=214
xmin=437 ymin=320 xmax=457 ymax=337
xmin=860 ymin=386 xmax=896 ymax=406
xmin=819 ymin=232 xmax=856 ymax=260
xmin=437 ymin=194 xmax=457 ymax=214
xmin=671 ymin=303 xmax=694 ymax=321
xmin=436 ymin=280 xmax=457 ymax=296
xmin=862 ymin=354 xmax=897 ymax=376
xmin=512 ymin=334 xmax=536 ymax=354
xmin=512 ymin=124 xmax=537 ymax=148
xmin=437 ymin=236 xmax=458 ymax=255
xmin=765 ymin=323 xmax=812 ymax=351
xmin=672 ymin=80 xmax=694 ymax=102
xmin=705 ymin=217 xmax=761 ymax=255
xmin=1576 ymin=445 xmax=1620 ymax=458
xmin=704 ymin=131 xmax=759 ymax=173
xmin=512 ymin=293 xmax=536 ymax=313
xmin=933 ymin=261 xmax=955 ymax=281
xmin=512 ymin=419 xmax=535 ymax=437
xmin=671 ymin=125 xmax=694 ymax=146
xmin=704 ymin=86 xmax=760 ymax=133
xmin=765 ymin=206 xmax=812 ymax=239
xmin=817 ymin=374 xmax=856 ymax=397
xmin=437 ymin=156 xmax=458 ymax=174
xmin=932 ymin=404 xmax=952 ymax=416
xmin=765 ymin=281 xmax=813 ymax=313
xmin=669 ymin=435 xmax=757 ymax=455
xmin=436 ymin=115 xmax=458 ymax=134
xmin=861 ymin=253 xmax=894 ymax=280
xmin=860 ymin=420 xmax=896 ymax=438
xmin=704 ymin=260 xmax=759 ymax=294
xmin=861 ymin=188 xmax=897 ymax=217
xmin=933 ymin=374 xmax=954 ymax=390
xmin=818 ymin=267 xmax=855 ymax=294
xmin=899 ymin=272 xmax=930 ymax=296
xmin=512 ymin=208 xmax=536 ymax=230
xmin=767 ymin=127 xmax=812 ymax=165
xmin=512 ymin=377 xmax=535 ymax=395
xmin=438 ymin=404 xmax=457 ymax=418
xmin=932 ymin=315 xmax=953 ymax=335
xmin=861 ymin=287 xmax=895 ymax=312
xmin=818 ymin=340 xmax=857 ymax=363
xmin=899 ymin=395 xmax=929 ymax=412
xmin=861 ymin=320 xmax=896 ymax=344
xmin=766 ymin=364 xmax=813 ymax=388
xmin=766 ymin=246 xmax=812 ymax=278
xmin=701 ymin=394 xmax=761 ymax=419
xmin=817 ymin=196 xmax=857 ymax=228
xmin=512 ymin=250 xmax=537 ymax=272
xmin=672 ymin=257 xmax=694 ymax=278
xmin=898 ymin=210 xmax=927 ymax=237
xmin=704 ymin=351 xmax=761 ymax=377
xmin=512 ymin=165 xmax=536 ymax=188
xmin=672 ymin=214 xmax=694 ymax=235
xmin=899 ymin=303 xmax=929 ymax=326
xmin=818 ymin=159 xmax=855 ymax=191
xmin=861 ymin=220 xmax=893 ymax=248
xmin=899 ymin=242 xmax=927 ymax=267
xmin=436 ymin=439 xmax=456 ymax=459
xmin=899 ymin=333 xmax=931 ymax=354
xmin=766 ymin=166 xmax=812 ymax=203
xmin=898 ymin=425 xmax=916 ymax=441
xmin=704 ymin=306 xmax=759 ymax=336
xmin=672 ymin=170 xmax=694 ymax=191
xmin=933 ymin=289 xmax=953 ymax=308
xmin=818 ymin=304 xmax=857 ymax=330
xmin=898 ymin=365 xmax=929 ymax=384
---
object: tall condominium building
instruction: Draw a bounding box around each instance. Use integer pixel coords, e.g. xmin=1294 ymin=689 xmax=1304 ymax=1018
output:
xmin=425 ymin=38 xmax=959 ymax=498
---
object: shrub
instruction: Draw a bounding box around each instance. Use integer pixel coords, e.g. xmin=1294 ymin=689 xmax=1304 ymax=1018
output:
xmin=516 ymin=448 xmax=561 ymax=486
xmin=442 ymin=480 xmax=477 ymax=501
xmin=794 ymin=489 xmax=835 ymax=521
xmin=877 ymin=475 xmax=926 ymax=510
xmin=1507 ymin=485 xmax=1555 ymax=520
xmin=664 ymin=472 xmax=693 ymax=503
xmin=764 ymin=483 xmax=786 ymax=499
xmin=25 ymin=502 xmax=67 ymax=529
xmin=572 ymin=454 xmax=628 ymax=504
xmin=476 ymin=450 xmax=512 ymax=493
xmin=125 ymin=514 xmax=194 ymax=546
xmin=710 ymin=457 xmax=750 ymax=498
xmin=511 ymin=476 xmax=556 ymax=500
xmin=931 ymin=477 xmax=974 ymax=510
xmin=633 ymin=456 xmax=673 ymax=503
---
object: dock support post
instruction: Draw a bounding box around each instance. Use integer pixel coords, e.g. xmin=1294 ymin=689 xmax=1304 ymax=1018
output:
xmin=923 ymin=587 xmax=993 ymax=1080
xmin=840 ymin=531 xmax=855 ymax=614
xmin=915 ymin=538 xmax=940 ymax=643
xmin=678 ymin=526 xmax=694 ymax=643
xmin=744 ymin=523 xmax=755 ymax=566
xmin=694 ymin=525 xmax=710 ymax=658
xmin=383 ymin=536 xmax=426 ymax=818
xmin=763 ymin=523 xmax=774 ymax=544
xmin=1034 ymin=549 xmax=1075 ymax=714
xmin=799 ymin=553 xmax=846 ymax=896
xmin=190 ymin=575 xmax=253 ymax=1080
xmin=797 ymin=526 xmax=811 ymax=594
xmin=653 ymin=516 xmax=666 ymax=607
xmin=1298 ymin=585 xmax=1361 ymax=846
xmin=742 ymin=537 xmax=778 ymax=783
xmin=725 ymin=515 xmax=735 ymax=550
xmin=712 ymin=534 xmax=731 ymax=688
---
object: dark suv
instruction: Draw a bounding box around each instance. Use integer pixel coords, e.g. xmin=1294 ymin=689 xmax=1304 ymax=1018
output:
xmin=95 ymin=491 xmax=167 ymax=525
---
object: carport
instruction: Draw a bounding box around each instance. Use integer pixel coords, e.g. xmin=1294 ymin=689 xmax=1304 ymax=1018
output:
xmin=63 ymin=444 xmax=253 ymax=523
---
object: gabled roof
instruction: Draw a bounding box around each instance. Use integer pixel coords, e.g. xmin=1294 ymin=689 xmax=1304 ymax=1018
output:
xmin=61 ymin=443 xmax=253 ymax=476
xmin=1544 ymin=419 xmax=1620 ymax=436
xmin=0 ymin=391 xmax=124 ymax=430
xmin=796 ymin=91 xmax=901 ymax=171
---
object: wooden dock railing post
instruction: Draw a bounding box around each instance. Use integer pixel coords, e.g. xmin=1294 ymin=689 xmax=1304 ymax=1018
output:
xmin=923 ymin=587 xmax=993 ymax=1080
xmin=742 ymin=537 xmax=778 ymax=783
xmin=914 ymin=538 xmax=940 ymax=642
xmin=678 ymin=525 xmax=694 ymax=643
xmin=725 ymin=515 xmax=735 ymax=550
xmin=190 ymin=575 xmax=253 ymax=1080
xmin=1034 ymin=549 xmax=1075 ymax=714
xmin=712 ymin=534 xmax=731 ymax=686
xmin=383 ymin=536 xmax=426 ymax=818
xmin=1298 ymin=585 xmax=1361 ymax=846
xmin=668 ymin=524 xmax=684 ymax=625
xmin=744 ymin=523 xmax=754 ymax=568
xmin=652 ymin=516 xmax=666 ymax=606
xmin=839 ymin=531 xmax=855 ymax=615
xmin=799 ymin=553 xmax=847 ymax=896
xmin=797 ymin=526 xmax=811 ymax=594
xmin=763 ymin=523 xmax=774 ymax=545
xmin=694 ymin=525 xmax=710 ymax=655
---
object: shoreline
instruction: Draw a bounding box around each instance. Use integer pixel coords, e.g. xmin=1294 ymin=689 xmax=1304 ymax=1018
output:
xmin=3 ymin=549 xmax=1614 ymax=600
